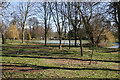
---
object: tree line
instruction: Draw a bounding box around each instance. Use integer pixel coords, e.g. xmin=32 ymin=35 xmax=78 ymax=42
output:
xmin=0 ymin=1 xmax=119 ymax=50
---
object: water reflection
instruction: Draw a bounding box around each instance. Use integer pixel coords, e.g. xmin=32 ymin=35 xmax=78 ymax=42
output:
xmin=35 ymin=40 xmax=88 ymax=46
xmin=109 ymin=42 xmax=119 ymax=48
xmin=34 ymin=40 xmax=119 ymax=48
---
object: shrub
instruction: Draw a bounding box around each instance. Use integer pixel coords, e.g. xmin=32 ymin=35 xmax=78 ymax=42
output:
xmin=27 ymin=33 xmax=31 ymax=40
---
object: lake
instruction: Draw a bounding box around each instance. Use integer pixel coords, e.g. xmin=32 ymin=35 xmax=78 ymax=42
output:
xmin=34 ymin=40 xmax=119 ymax=48
xmin=109 ymin=42 xmax=119 ymax=48
xmin=34 ymin=40 xmax=89 ymax=46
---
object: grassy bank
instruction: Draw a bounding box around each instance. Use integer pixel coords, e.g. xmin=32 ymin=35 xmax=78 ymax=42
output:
xmin=1 ymin=40 xmax=119 ymax=78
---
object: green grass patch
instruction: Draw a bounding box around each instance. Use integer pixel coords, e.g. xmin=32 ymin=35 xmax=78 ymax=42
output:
xmin=1 ymin=40 xmax=119 ymax=78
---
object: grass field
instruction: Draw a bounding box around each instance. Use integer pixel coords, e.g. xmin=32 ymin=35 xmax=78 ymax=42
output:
xmin=0 ymin=40 xmax=120 ymax=78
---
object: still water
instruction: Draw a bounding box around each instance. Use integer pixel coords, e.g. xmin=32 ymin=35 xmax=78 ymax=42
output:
xmin=109 ymin=42 xmax=119 ymax=48
xmin=35 ymin=40 xmax=88 ymax=45
xmin=34 ymin=40 xmax=119 ymax=48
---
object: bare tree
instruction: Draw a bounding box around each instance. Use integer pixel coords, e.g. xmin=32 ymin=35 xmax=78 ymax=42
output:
xmin=50 ymin=2 xmax=66 ymax=49
xmin=44 ymin=2 xmax=47 ymax=46
xmin=44 ymin=2 xmax=51 ymax=46
xmin=67 ymin=2 xmax=71 ymax=49
xmin=67 ymin=2 xmax=80 ymax=47
xmin=109 ymin=2 xmax=120 ymax=48
xmin=76 ymin=2 xmax=105 ymax=64
xmin=0 ymin=1 xmax=10 ymax=44
xmin=11 ymin=2 xmax=36 ymax=43
xmin=35 ymin=2 xmax=51 ymax=46
xmin=20 ymin=2 xmax=30 ymax=43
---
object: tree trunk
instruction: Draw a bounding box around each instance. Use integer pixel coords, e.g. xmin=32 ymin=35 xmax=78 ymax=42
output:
xmin=118 ymin=2 xmax=120 ymax=49
xmin=2 ymin=33 xmax=7 ymax=44
xmin=75 ymin=27 xmax=77 ymax=47
xmin=59 ymin=37 xmax=62 ymax=49
xmin=44 ymin=2 xmax=47 ymax=46
xmin=45 ymin=28 xmax=47 ymax=46
xmin=80 ymin=38 xmax=83 ymax=56
xmin=21 ymin=3 xmax=29 ymax=43
xmin=69 ymin=30 xmax=71 ymax=49
xmin=89 ymin=44 xmax=94 ymax=65
xmin=68 ymin=2 xmax=71 ymax=49
xmin=22 ymin=27 xmax=24 ymax=43
xmin=68 ymin=16 xmax=71 ymax=49
xmin=69 ymin=37 xmax=71 ymax=49
xmin=118 ymin=24 xmax=120 ymax=49
xmin=75 ymin=3 xmax=77 ymax=47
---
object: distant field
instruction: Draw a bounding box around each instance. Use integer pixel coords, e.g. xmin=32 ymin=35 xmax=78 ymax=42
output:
xmin=1 ymin=40 xmax=119 ymax=78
